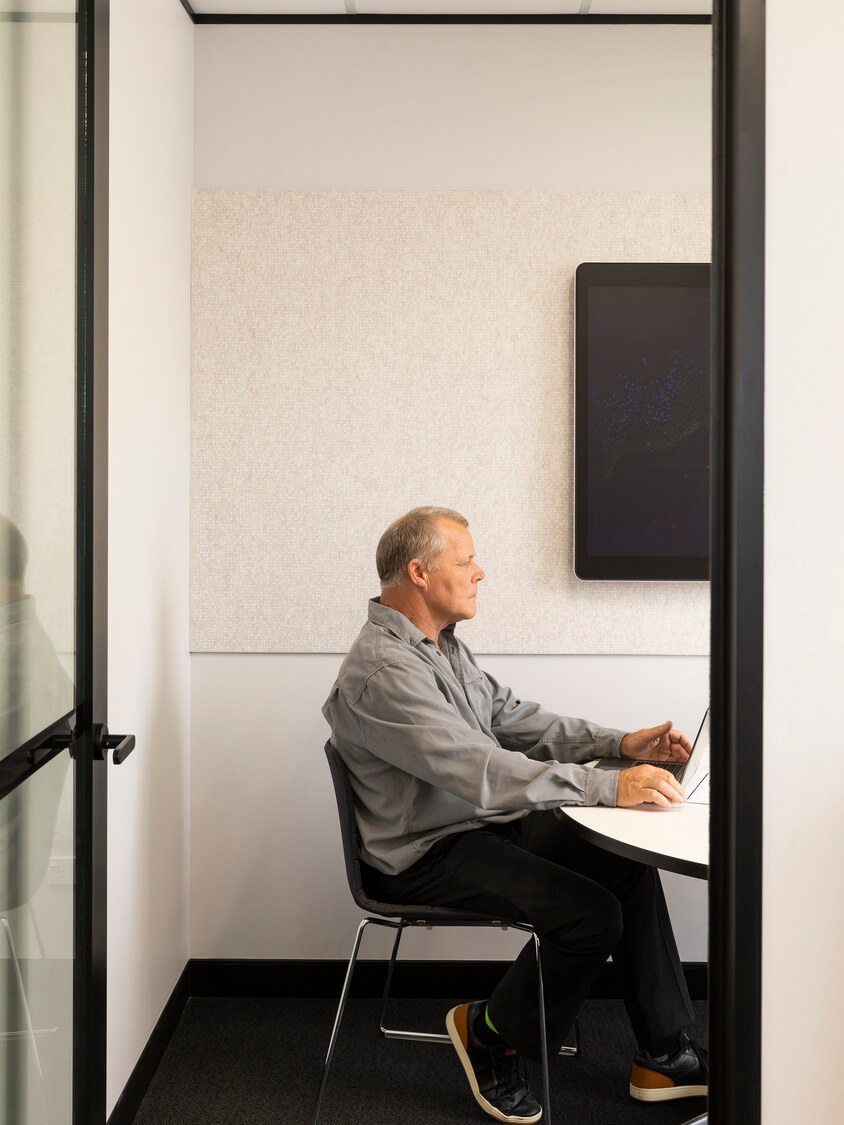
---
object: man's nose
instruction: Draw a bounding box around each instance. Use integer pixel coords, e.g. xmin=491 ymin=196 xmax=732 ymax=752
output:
xmin=474 ymin=566 xmax=485 ymax=582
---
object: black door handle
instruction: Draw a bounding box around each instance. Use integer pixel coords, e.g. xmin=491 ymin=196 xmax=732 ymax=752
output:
xmin=92 ymin=723 xmax=136 ymax=765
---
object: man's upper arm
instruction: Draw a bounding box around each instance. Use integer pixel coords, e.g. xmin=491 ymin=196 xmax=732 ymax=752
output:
xmin=348 ymin=661 xmax=614 ymax=811
xmin=485 ymin=670 xmax=625 ymax=763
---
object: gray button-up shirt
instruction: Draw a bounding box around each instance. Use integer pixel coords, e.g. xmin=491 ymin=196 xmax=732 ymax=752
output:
xmin=323 ymin=599 xmax=624 ymax=875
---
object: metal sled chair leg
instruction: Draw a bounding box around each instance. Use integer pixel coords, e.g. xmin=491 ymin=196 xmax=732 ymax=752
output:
xmin=377 ymin=920 xmax=579 ymax=1058
xmin=312 ymin=911 xmax=571 ymax=1125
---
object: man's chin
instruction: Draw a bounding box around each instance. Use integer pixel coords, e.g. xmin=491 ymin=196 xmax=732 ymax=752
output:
xmin=447 ymin=606 xmax=477 ymax=625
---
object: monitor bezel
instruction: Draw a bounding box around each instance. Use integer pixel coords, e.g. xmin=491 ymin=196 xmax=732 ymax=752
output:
xmin=574 ymin=261 xmax=712 ymax=582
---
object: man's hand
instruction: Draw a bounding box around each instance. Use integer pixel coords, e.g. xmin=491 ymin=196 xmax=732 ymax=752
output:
xmin=616 ymin=764 xmax=686 ymax=809
xmin=619 ymin=721 xmax=692 ymax=763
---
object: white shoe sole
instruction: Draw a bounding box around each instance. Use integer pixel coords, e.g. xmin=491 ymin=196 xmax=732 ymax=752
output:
xmin=630 ymin=1081 xmax=708 ymax=1102
xmin=445 ymin=1006 xmax=542 ymax=1124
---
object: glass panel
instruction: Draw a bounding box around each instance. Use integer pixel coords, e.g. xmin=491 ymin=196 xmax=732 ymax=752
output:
xmin=1 ymin=753 xmax=74 ymax=1125
xmin=1 ymin=5 xmax=78 ymax=1123
xmin=0 ymin=3 xmax=78 ymax=744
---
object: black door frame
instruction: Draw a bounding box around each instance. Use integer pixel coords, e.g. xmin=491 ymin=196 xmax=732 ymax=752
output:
xmin=709 ymin=3 xmax=765 ymax=1124
xmin=75 ymin=1 xmax=110 ymax=1122
xmin=84 ymin=6 xmax=767 ymax=1125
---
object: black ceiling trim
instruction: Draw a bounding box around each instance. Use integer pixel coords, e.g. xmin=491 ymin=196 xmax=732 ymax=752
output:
xmin=179 ymin=0 xmax=198 ymax=21
xmin=191 ymin=14 xmax=711 ymax=26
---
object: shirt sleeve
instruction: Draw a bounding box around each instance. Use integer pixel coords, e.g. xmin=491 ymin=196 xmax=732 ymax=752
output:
xmin=349 ymin=659 xmax=619 ymax=810
xmin=484 ymin=670 xmax=626 ymax=765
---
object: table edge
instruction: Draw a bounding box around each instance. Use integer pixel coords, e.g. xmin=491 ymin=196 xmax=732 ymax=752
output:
xmin=559 ymin=808 xmax=709 ymax=881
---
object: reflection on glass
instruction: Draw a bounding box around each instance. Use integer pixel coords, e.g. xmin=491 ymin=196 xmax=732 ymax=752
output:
xmin=1 ymin=753 xmax=73 ymax=1125
xmin=1 ymin=5 xmax=78 ymax=1123
xmin=1 ymin=517 xmax=73 ymax=757
xmin=0 ymin=518 xmax=73 ymax=1122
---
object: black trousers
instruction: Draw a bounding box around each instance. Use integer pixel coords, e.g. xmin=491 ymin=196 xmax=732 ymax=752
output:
xmin=363 ymin=810 xmax=694 ymax=1062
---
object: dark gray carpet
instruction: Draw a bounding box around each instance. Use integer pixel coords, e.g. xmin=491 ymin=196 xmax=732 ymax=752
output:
xmin=131 ymin=997 xmax=707 ymax=1125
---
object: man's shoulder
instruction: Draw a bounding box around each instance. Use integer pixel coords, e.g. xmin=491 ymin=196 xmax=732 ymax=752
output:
xmin=336 ymin=618 xmax=427 ymax=700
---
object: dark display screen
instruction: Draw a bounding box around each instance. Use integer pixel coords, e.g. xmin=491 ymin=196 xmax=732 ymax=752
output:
xmin=575 ymin=264 xmax=710 ymax=580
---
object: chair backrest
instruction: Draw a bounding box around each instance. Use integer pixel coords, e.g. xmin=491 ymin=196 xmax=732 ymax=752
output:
xmin=323 ymin=741 xmax=373 ymax=913
xmin=323 ymin=741 xmax=498 ymax=923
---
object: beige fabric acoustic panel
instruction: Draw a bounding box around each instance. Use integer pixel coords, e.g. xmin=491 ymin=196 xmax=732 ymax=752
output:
xmin=191 ymin=190 xmax=711 ymax=654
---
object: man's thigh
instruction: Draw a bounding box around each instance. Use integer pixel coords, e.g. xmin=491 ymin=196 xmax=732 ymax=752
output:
xmin=510 ymin=808 xmax=655 ymax=898
xmin=367 ymin=823 xmax=617 ymax=936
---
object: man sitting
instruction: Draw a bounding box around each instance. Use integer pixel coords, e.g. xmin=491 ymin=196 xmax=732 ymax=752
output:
xmin=323 ymin=507 xmax=707 ymax=1123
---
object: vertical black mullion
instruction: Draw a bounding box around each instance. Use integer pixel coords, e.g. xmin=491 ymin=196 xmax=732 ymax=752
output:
xmin=74 ymin=1 xmax=109 ymax=1123
xmin=74 ymin=0 xmax=94 ymax=1118
xmin=710 ymin=3 xmax=765 ymax=1124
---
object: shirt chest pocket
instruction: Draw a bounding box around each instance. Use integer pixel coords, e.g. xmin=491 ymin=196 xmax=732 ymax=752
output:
xmin=462 ymin=668 xmax=494 ymax=733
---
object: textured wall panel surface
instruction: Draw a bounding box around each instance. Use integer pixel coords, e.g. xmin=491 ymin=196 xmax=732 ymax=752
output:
xmin=191 ymin=190 xmax=710 ymax=654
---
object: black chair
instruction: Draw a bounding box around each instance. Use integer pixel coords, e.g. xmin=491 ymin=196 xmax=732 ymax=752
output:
xmin=313 ymin=741 xmax=579 ymax=1125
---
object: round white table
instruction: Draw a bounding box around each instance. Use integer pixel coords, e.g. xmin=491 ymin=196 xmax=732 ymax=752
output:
xmin=560 ymin=801 xmax=709 ymax=881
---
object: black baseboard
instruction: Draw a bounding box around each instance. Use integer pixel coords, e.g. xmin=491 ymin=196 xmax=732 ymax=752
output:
xmin=189 ymin=957 xmax=708 ymax=1003
xmin=111 ymin=956 xmax=706 ymax=1123
xmin=106 ymin=963 xmax=190 ymax=1125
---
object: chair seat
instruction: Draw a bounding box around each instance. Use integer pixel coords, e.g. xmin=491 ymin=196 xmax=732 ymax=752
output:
xmin=357 ymin=895 xmax=516 ymax=926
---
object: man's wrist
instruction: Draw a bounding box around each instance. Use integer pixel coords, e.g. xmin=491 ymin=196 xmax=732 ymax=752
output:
xmin=585 ymin=766 xmax=619 ymax=808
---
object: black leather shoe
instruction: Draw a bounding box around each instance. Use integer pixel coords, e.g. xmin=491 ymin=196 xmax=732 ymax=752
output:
xmin=446 ymin=1001 xmax=542 ymax=1123
xmin=630 ymin=1035 xmax=709 ymax=1102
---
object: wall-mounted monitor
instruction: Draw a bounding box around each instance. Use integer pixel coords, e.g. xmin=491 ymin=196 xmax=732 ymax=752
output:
xmin=574 ymin=262 xmax=711 ymax=581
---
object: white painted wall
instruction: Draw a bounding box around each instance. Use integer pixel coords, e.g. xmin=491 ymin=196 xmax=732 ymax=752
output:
xmin=191 ymin=653 xmax=709 ymax=963
xmin=191 ymin=23 xmax=711 ymax=964
xmin=107 ymin=0 xmax=193 ymax=1115
xmin=194 ymin=23 xmax=712 ymax=189
xmin=763 ymin=3 xmax=844 ymax=1121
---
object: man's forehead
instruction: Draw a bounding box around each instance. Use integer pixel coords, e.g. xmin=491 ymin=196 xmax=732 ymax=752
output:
xmin=438 ymin=520 xmax=474 ymax=554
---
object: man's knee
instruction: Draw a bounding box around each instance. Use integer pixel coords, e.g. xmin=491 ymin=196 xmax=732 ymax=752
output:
xmin=545 ymin=888 xmax=623 ymax=956
xmin=586 ymin=892 xmax=624 ymax=952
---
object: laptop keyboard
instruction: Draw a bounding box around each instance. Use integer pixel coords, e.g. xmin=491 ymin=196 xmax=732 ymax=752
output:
xmin=635 ymin=758 xmax=685 ymax=776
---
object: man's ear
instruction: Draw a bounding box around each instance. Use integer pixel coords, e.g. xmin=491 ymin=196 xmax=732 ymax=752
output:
xmin=407 ymin=559 xmax=427 ymax=588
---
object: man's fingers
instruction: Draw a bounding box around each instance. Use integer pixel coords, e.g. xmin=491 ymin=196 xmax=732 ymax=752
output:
xmin=644 ymin=772 xmax=686 ymax=806
xmin=617 ymin=764 xmax=687 ymax=807
xmin=645 ymin=721 xmax=673 ymax=744
xmin=670 ymin=729 xmax=693 ymax=758
xmin=645 ymin=786 xmax=673 ymax=808
xmin=662 ymin=772 xmax=685 ymax=797
xmin=657 ymin=773 xmax=686 ymax=801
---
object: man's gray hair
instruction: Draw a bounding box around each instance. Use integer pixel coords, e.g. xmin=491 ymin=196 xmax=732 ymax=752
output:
xmin=376 ymin=507 xmax=469 ymax=588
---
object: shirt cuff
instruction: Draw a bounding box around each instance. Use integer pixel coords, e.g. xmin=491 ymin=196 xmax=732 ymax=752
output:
xmin=584 ymin=766 xmax=619 ymax=807
xmin=592 ymin=728 xmax=627 ymax=760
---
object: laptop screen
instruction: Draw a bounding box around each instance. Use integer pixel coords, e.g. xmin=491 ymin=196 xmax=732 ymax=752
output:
xmin=685 ymin=710 xmax=710 ymax=781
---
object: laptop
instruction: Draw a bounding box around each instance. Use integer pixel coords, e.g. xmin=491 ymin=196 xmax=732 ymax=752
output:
xmin=591 ymin=709 xmax=710 ymax=801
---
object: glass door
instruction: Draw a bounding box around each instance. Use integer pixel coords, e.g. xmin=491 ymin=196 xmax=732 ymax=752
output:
xmin=1 ymin=4 xmax=115 ymax=1123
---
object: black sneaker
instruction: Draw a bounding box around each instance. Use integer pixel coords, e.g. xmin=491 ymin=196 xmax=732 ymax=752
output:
xmin=446 ymin=1001 xmax=542 ymax=1124
xmin=629 ymin=1035 xmax=708 ymax=1102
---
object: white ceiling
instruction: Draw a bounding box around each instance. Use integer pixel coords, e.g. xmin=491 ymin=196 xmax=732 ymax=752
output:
xmin=189 ymin=2 xmax=712 ymax=17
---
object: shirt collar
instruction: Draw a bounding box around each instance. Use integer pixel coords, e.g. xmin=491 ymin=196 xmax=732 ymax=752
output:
xmin=367 ymin=597 xmax=431 ymax=648
xmin=368 ymin=597 xmax=462 ymax=651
